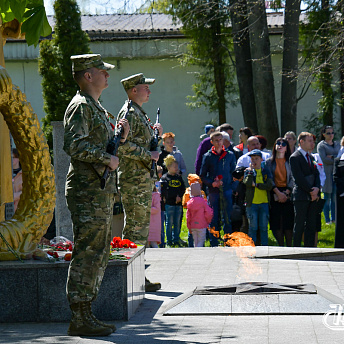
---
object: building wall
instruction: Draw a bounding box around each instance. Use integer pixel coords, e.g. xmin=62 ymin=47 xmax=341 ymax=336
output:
xmin=3 ymin=37 xmax=324 ymax=175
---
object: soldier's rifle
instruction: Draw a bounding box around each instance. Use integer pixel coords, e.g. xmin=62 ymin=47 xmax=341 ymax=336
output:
xmin=100 ymin=100 xmax=132 ymax=190
xmin=150 ymin=107 xmax=160 ymax=178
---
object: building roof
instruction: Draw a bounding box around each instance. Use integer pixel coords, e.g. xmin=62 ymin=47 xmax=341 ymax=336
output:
xmin=44 ymin=12 xmax=302 ymax=41
xmin=47 ymin=13 xmax=184 ymax=40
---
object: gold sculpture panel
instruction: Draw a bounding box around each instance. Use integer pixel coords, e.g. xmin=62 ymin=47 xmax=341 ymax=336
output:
xmin=0 ymin=66 xmax=56 ymax=260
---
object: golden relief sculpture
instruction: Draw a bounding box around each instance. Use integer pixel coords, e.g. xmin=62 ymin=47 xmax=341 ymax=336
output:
xmin=0 ymin=66 xmax=56 ymax=260
xmin=0 ymin=18 xmax=13 ymax=221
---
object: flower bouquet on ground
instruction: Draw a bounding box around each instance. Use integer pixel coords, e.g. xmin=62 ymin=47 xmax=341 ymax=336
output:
xmin=109 ymin=236 xmax=139 ymax=261
xmin=36 ymin=236 xmax=74 ymax=262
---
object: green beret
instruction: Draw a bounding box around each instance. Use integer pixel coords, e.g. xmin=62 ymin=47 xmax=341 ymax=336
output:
xmin=71 ymin=54 xmax=115 ymax=72
xmin=121 ymin=73 xmax=155 ymax=91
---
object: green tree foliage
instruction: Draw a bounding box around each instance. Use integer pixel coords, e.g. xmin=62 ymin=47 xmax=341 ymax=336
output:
xmin=300 ymin=0 xmax=341 ymax=127
xmin=0 ymin=0 xmax=51 ymax=46
xmin=138 ymin=0 xmax=172 ymax=13
xmin=39 ymin=0 xmax=91 ymax=150
xmin=144 ymin=0 xmax=237 ymax=124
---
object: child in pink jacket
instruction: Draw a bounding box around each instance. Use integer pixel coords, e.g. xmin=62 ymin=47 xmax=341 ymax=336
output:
xmin=148 ymin=187 xmax=162 ymax=248
xmin=186 ymin=183 xmax=213 ymax=247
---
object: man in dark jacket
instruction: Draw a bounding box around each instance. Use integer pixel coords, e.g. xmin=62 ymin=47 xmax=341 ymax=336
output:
xmin=290 ymin=132 xmax=320 ymax=247
xmin=200 ymin=132 xmax=236 ymax=246
xmin=195 ymin=123 xmax=234 ymax=175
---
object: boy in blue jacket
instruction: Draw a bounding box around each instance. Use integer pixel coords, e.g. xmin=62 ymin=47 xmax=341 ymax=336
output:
xmin=200 ymin=132 xmax=237 ymax=246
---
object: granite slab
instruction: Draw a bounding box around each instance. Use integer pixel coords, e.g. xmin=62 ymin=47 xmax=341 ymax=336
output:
xmin=0 ymin=246 xmax=145 ymax=323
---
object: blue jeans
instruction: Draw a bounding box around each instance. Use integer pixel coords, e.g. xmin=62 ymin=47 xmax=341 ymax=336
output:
xmin=324 ymin=184 xmax=336 ymax=222
xmin=246 ymin=203 xmax=269 ymax=246
xmin=208 ymin=190 xmax=233 ymax=247
xmin=188 ymin=232 xmax=194 ymax=247
xmin=165 ymin=205 xmax=183 ymax=245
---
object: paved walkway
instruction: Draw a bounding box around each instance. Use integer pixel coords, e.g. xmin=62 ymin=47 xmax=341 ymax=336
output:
xmin=1 ymin=247 xmax=344 ymax=343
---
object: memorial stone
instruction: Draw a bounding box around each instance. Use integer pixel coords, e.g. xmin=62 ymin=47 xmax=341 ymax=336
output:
xmin=52 ymin=121 xmax=73 ymax=240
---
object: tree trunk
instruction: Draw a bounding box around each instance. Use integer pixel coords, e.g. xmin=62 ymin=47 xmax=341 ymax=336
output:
xmin=319 ymin=0 xmax=334 ymax=126
xmin=246 ymin=0 xmax=280 ymax=146
xmin=280 ymin=0 xmax=300 ymax=135
xmin=211 ymin=4 xmax=227 ymax=124
xmin=341 ymin=59 xmax=344 ymax=136
xmin=230 ymin=0 xmax=258 ymax=133
xmin=340 ymin=0 xmax=344 ymax=136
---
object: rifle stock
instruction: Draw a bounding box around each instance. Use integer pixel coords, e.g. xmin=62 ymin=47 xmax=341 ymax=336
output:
xmin=150 ymin=107 xmax=160 ymax=178
xmin=100 ymin=100 xmax=132 ymax=189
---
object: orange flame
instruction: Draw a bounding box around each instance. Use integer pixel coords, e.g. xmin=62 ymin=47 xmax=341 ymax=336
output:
xmin=223 ymin=232 xmax=255 ymax=247
xmin=221 ymin=232 xmax=262 ymax=280
xmin=208 ymin=226 xmax=220 ymax=238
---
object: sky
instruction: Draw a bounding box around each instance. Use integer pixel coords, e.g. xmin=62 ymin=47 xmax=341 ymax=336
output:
xmin=43 ymin=0 xmax=147 ymax=15
xmin=44 ymin=1 xmax=293 ymax=15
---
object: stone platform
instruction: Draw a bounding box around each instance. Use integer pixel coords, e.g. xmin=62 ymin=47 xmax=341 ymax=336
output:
xmin=2 ymin=246 xmax=344 ymax=343
xmin=0 ymin=246 xmax=145 ymax=323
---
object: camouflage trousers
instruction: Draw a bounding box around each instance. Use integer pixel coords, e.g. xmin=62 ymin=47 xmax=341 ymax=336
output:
xmin=120 ymin=174 xmax=153 ymax=245
xmin=66 ymin=190 xmax=115 ymax=304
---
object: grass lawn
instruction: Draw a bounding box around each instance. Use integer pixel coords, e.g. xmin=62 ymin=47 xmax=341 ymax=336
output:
xmin=178 ymin=210 xmax=336 ymax=248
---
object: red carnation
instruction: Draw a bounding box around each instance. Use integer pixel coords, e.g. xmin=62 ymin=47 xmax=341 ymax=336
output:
xmin=110 ymin=236 xmax=137 ymax=249
xmin=122 ymin=239 xmax=132 ymax=248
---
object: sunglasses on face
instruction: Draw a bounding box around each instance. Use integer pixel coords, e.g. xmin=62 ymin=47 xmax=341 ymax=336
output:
xmin=276 ymin=141 xmax=287 ymax=147
xmin=325 ymin=132 xmax=334 ymax=135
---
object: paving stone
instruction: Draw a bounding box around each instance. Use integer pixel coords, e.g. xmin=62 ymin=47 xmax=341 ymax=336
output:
xmin=1 ymin=247 xmax=344 ymax=343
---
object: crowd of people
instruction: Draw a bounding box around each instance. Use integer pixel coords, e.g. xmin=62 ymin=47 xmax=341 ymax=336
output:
xmin=149 ymin=123 xmax=344 ymax=251
xmin=10 ymin=52 xmax=343 ymax=337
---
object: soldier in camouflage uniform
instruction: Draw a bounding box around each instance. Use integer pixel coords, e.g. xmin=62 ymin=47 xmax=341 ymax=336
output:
xmin=64 ymin=54 xmax=129 ymax=337
xmin=116 ymin=74 xmax=163 ymax=291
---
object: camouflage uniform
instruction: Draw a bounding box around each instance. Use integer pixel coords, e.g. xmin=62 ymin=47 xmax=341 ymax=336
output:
xmin=116 ymin=100 xmax=155 ymax=244
xmin=64 ymin=90 xmax=116 ymax=304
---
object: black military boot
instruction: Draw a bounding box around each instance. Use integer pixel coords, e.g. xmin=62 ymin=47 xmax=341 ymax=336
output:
xmin=145 ymin=277 xmax=161 ymax=292
xmin=67 ymin=302 xmax=113 ymax=336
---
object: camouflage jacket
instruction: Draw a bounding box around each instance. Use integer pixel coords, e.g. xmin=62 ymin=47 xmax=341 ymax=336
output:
xmin=116 ymin=100 xmax=155 ymax=181
xmin=64 ymin=91 xmax=117 ymax=194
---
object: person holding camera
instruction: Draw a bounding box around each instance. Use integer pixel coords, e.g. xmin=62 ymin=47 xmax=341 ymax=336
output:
xmin=243 ymin=150 xmax=273 ymax=246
